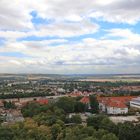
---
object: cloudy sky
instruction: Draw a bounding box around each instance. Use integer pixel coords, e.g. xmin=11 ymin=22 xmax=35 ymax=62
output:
xmin=0 ymin=0 xmax=140 ymax=74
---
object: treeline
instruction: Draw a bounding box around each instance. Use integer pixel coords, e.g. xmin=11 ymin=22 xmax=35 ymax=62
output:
xmin=62 ymin=81 xmax=140 ymax=93
xmin=100 ymin=91 xmax=140 ymax=97
xmin=87 ymin=115 xmax=140 ymax=140
xmin=21 ymin=96 xmax=98 ymax=118
xmin=73 ymin=81 xmax=140 ymax=87
xmin=0 ymin=92 xmax=54 ymax=99
xmin=0 ymin=119 xmax=119 ymax=140
xmin=101 ymin=91 xmax=140 ymax=97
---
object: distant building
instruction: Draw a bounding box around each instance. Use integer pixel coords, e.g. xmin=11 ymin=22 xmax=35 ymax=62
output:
xmin=36 ymin=99 xmax=49 ymax=105
xmin=70 ymin=91 xmax=82 ymax=97
xmin=130 ymin=97 xmax=140 ymax=109
xmin=57 ymin=88 xmax=65 ymax=93
xmin=80 ymin=96 xmax=89 ymax=104
xmin=5 ymin=110 xmax=24 ymax=123
xmin=0 ymin=101 xmax=4 ymax=108
xmin=80 ymin=96 xmax=91 ymax=109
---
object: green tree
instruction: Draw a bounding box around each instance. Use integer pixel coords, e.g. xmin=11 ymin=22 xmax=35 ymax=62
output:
xmin=87 ymin=115 xmax=106 ymax=129
xmin=81 ymin=126 xmax=96 ymax=137
xmin=133 ymin=124 xmax=140 ymax=140
xmin=3 ymin=101 xmax=16 ymax=109
xmin=118 ymin=122 xmax=134 ymax=140
xmin=51 ymin=124 xmax=62 ymax=140
xmin=57 ymin=97 xmax=75 ymax=113
xmin=100 ymin=117 xmax=118 ymax=134
xmin=0 ymin=127 xmax=14 ymax=140
xmin=21 ymin=102 xmax=41 ymax=117
xmin=82 ymin=137 xmax=98 ymax=140
xmin=94 ymin=129 xmax=108 ymax=139
xmin=101 ymin=133 xmax=118 ymax=140
xmin=71 ymin=114 xmax=82 ymax=124
xmin=89 ymin=95 xmax=99 ymax=113
xmin=74 ymin=102 xmax=85 ymax=112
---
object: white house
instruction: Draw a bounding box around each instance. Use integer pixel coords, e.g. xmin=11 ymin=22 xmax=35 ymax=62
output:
xmin=98 ymin=97 xmax=130 ymax=115
xmin=106 ymin=106 xmax=128 ymax=115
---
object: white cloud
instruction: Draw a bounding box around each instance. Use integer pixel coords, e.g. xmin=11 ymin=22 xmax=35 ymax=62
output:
xmin=89 ymin=0 xmax=140 ymax=24
xmin=1 ymin=0 xmax=140 ymax=33
xmin=34 ymin=20 xmax=99 ymax=37
xmin=32 ymin=0 xmax=140 ymax=24
xmin=0 ymin=0 xmax=33 ymax=30
xmin=0 ymin=0 xmax=140 ymax=73
xmin=0 ymin=20 xmax=99 ymax=40
xmin=1 ymin=28 xmax=140 ymax=66
xmin=1 ymin=0 xmax=140 ymax=40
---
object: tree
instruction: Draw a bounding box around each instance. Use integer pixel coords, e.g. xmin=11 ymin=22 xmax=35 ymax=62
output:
xmin=87 ymin=115 xmax=106 ymax=129
xmin=133 ymin=124 xmax=140 ymax=140
xmin=0 ymin=127 xmax=14 ymax=140
xmin=89 ymin=95 xmax=99 ymax=113
xmin=57 ymin=97 xmax=75 ymax=113
xmin=71 ymin=115 xmax=82 ymax=124
xmin=51 ymin=124 xmax=62 ymax=140
xmin=21 ymin=102 xmax=41 ymax=117
xmin=74 ymin=102 xmax=85 ymax=112
xmin=118 ymin=122 xmax=134 ymax=140
xmin=83 ymin=137 xmax=98 ymax=140
xmin=3 ymin=101 xmax=16 ymax=109
xmin=81 ymin=126 xmax=96 ymax=137
xmin=101 ymin=133 xmax=119 ymax=140
xmin=95 ymin=129 xmax=108 ymax=139
xmin=100 ymin=118 xmax=118 ymax=134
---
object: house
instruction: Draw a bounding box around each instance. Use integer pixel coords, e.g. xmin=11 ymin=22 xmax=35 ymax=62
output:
xmin=130 ymin=97 xmax=140 ymax=109
xmin=80 ymin=96 xmax=91 ymax=109
xmin=69 ymin=91 xmax=82 ymax=97
xmin=106 ymin=101 xmax=128 ymax=114
xmin=98 ymin=96 xmax=135 ymax=115
xmin=80 ymin=96 xmax=135 ymax=115
xmin=14 ymin=101 xmax=23 ymax=109
xmin=80 ymin=96 xmax=89 ymax=104
xmin=36 ymin=99 xmax=49 ymax=105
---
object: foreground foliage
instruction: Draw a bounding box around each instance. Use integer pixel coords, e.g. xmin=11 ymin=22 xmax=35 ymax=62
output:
xmin=0 ymin=97 xmax=140 ymax=140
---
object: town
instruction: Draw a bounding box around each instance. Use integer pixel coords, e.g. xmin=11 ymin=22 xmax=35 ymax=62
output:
xmin=0 ymin=74 xmax=140 ymax=140
xmin=0 ymin=75 xmax=140 ymax=123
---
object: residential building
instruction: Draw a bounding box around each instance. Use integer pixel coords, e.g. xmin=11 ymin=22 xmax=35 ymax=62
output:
xmin=130 ymin=97 xmax=140 ymax=109
xmin=80 ymin=96 xmax=91 ymax=109
xmin=81 ymin=96 xmax=135 ymax=115
xmin=36 ymin=99 xmax=49 ymax=105
xmin=98 ymin=96 xmax=135 ymax=115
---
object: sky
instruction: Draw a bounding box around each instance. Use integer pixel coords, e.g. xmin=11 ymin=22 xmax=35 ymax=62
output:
xmin=0 ymin=0 xmax=140 ymax=74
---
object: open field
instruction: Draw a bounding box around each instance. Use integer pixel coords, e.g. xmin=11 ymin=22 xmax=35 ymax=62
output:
xmin=78 ymin=78 xmax=140 ymax=82
xmin=0 ymin=74 xmax=140 ymax=82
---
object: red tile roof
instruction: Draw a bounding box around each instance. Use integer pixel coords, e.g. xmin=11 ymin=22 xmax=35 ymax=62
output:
xmin=36 ymin=99 xmax=49 ymax=105
xmin=98 ymin=96 xmax=137 ymax=108
xmin=80 ymin=96 xmax=90 ymax=104
xmin=80 ymin=96 xmax=137 ymax=108
xmin=107 ymin=100 xmax=127 ymax=108
xmin=70 ymin=92 xmax=82 ymax=97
